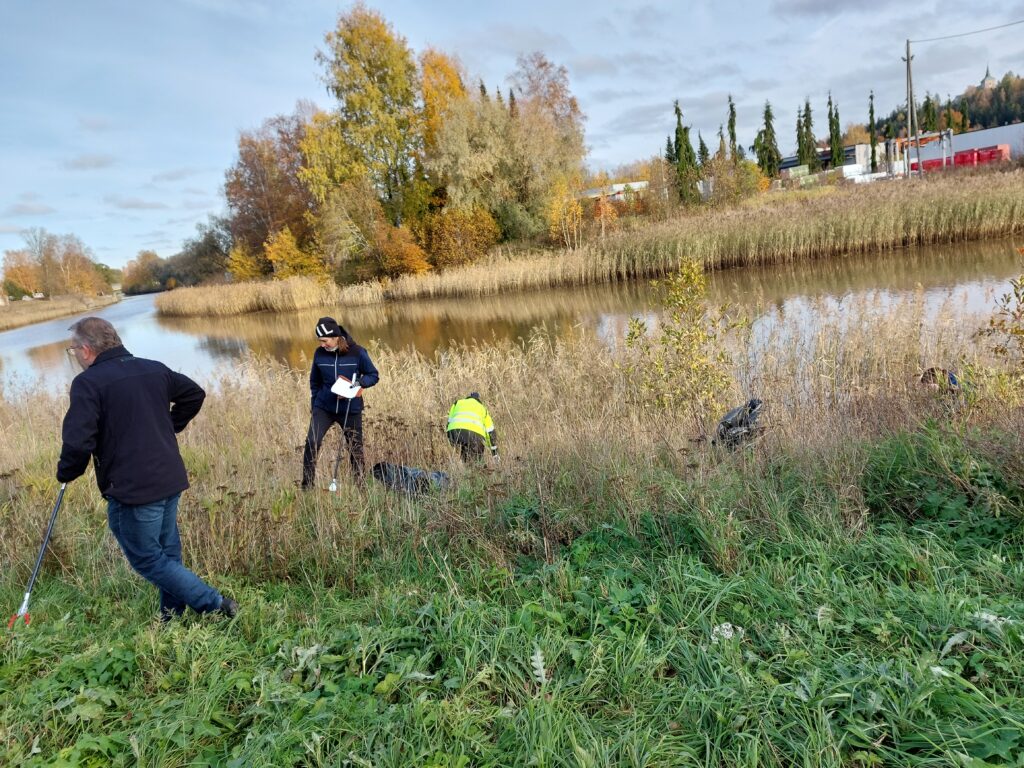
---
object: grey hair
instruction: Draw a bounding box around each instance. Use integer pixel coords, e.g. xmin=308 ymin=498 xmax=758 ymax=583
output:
xmin=69 ymin=317 xmax=122 ymax=354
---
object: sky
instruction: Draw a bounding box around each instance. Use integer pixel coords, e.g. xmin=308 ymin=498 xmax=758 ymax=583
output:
xmin=2 ymin=0 xmax=1022 ymax=269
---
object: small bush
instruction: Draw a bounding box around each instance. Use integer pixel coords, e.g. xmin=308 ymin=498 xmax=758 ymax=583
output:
xmin=861 ymin=425 xmax=1023 ymax=543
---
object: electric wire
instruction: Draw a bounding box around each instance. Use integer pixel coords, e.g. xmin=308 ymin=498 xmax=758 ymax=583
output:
xmin=910 ymin=19 xmax=1024 ymax=44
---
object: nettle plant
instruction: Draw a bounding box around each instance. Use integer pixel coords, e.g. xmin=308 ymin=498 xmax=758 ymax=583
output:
xmin=623 ymin=257 xmax=744 ymax=432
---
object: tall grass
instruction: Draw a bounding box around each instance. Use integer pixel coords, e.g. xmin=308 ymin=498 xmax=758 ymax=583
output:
xmin=156 ymin=170 xmax=1024 ymax=317
xmin=0 ymin=294 xmax=119 ymax=332
xmin=2 ymin=295 xmax=1022 ymax=765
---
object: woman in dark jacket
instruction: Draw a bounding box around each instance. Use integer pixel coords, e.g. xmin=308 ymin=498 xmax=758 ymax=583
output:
xmin=301 ymin=317 xmax=379 ymax=489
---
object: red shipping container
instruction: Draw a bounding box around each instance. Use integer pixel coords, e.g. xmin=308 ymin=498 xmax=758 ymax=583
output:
xmin=954 ymin=150 xmax=977 ymax=166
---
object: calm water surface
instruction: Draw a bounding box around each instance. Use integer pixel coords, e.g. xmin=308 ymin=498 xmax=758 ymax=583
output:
xmin=1 ymin=238 xmax=1020 ymax=395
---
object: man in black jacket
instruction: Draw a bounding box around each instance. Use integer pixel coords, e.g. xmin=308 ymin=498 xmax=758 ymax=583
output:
xmin=57 ymin=317 xmax=237 ymax=621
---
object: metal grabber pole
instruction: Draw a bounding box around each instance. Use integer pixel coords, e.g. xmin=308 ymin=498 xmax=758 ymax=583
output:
xmin=9 ymin=482 xmax=67 ymax=629
xmin=329 ymin=373 xmax=358 ymax=493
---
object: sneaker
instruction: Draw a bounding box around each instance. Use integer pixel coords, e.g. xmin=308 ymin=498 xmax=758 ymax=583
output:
xmin=219 ymin=596 xmax=239 ymax=618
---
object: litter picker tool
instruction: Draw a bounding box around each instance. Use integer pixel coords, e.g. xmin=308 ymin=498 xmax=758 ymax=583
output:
xmin=329 ymin=372 xmax=359 ymax=493
xmin=9 ymin=482 xmax=66 ymax=629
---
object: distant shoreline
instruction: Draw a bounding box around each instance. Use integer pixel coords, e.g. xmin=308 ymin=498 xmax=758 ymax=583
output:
xmin=0 ymin=294 xmax=121 ymax=333
xmin=155 ymin=169 xmax=1024 ymax=319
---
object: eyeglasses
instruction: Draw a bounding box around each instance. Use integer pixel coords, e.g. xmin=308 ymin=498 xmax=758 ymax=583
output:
xmin=65 ymin=345 xmax=82 ymax=356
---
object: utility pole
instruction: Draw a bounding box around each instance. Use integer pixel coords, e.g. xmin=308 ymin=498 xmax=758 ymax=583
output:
xmin=903 ymin=39 xmax=924 ymax=178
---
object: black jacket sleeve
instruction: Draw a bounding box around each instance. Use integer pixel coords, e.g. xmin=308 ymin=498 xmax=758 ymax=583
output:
xmin=168 ymin=370 xmax=205 ymax=433
xmin=309 ymin=356 xmax=322 ymax=407
xmin=57 ymin=378 xmax=100 ymax=483
xmin=357 ymin=348 xmax=380 ymax=388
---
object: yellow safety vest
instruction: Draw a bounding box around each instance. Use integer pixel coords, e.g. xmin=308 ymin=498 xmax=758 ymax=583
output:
xmin=447 ymin=398 xmax=494 ymax=445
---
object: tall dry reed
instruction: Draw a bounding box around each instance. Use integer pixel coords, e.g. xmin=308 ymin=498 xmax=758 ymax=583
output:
xmin=3 ymin=291 xmax=1019 ymax=582
xmin=155 ymin=171 xmax=1024 ymax=318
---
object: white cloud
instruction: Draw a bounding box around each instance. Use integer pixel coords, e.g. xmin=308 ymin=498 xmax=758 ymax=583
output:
xmin=5 ymin=202 xmax=56 ymax=215
xmin=104 ymin=195 xmax=169 ymax=210
xmin=64 ymin=153 xmax=117 ymax=170
xmin=153 ymin=167 xmax=202 ymax=182
xmin=78 ymin=116 xmax=113 ymax=132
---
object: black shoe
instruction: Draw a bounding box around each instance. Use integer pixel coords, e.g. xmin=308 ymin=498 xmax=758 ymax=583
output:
xmin=219 ymin=596 xmax=239 ymax=618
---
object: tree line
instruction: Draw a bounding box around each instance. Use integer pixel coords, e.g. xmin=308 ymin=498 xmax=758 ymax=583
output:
xmin=880 ymin=71 xmax=1024 ymax=139
xmin=668 ymin=67 xmax=1024 ymax=199
xmin=2 ymin=228 xmax=120 ymax=300
xmin=217 ymin=3 xmax=588 ymax=284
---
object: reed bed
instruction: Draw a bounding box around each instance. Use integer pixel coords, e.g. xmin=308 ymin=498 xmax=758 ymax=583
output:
xmin=2 ymin=294 xmax=1022 ymax=766
xmin=4 ymin=292 xmax=1018 ymax=579
xmin=0 ymin=294 xmax=119 ymax=332
xmin=156 ymin=170 xmax=1024 ymax=317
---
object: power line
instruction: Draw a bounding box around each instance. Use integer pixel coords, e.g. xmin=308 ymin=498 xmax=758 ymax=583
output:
xmin=910 ymin=18 xmax=1024 ymax=44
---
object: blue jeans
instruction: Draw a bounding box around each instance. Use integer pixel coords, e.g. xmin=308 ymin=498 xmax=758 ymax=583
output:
xmin=107 ymin=493 xmax=222 ymax=616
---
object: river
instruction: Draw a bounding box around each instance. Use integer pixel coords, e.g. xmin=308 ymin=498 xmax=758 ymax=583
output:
xmin=1 ymin=238 xmax=1020 ymax=395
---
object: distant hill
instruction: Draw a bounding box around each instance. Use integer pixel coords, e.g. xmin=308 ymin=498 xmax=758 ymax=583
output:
xmin=879 ymin=69 xmax=1023 ymax=137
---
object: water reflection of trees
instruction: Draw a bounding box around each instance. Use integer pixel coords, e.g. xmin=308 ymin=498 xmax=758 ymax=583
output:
xmin=25 ymin=340 xmax=74 ymax=371
xmin=158 ymin=282 xmax=658 ymax=361
xmin=154 ymin=238 xmax=1021 ymax=368
xmin=708 ymin=237 xmax=1020 ymax=309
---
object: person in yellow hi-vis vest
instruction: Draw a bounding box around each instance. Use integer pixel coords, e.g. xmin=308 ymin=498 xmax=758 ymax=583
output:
xmin=446 ymin=392 xmax=499 ymax=463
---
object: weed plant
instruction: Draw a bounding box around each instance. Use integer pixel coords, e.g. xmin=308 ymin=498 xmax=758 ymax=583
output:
xmin=2 ymin=284 xmax=1023 ymax=765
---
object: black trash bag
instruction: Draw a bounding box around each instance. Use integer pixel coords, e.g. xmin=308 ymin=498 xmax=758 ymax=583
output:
xmin=371 ymin=462 xmax=451 ymax=495
xmin=713 ymin=398 xmax=765 ymax=450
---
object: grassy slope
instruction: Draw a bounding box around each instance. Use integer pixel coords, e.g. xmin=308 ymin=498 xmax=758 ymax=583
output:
xmin=2 ymin=431 xmax=1023 ymax=767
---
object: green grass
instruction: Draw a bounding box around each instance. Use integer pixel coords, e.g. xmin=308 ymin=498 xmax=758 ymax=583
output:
xmin=2 ymin=424 xmax=1022 ymax=767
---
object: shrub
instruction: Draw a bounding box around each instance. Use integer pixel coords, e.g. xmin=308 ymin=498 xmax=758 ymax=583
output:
xmin=494 ymin=201 xmax=543 ymax=241
xmin=419 ymin=206 xmax=500 ymax=268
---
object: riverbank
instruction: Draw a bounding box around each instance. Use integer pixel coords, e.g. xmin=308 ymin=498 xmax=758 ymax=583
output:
xmin=0 ymin=294 xmax=120 ymax=332
xmin=2 ymin=294 xmax=1022 ymax=764
xmin=156 ymin=169 xmax=1024 ymax=317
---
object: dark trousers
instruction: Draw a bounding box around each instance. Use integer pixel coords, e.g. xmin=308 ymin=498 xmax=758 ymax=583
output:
xmin=447 ymin=429 xmax=485 ymax=462
xmin=302 ymin=407 xmax=364 ymax=488
xmin=107 ymin=493 xmax=222 ymax=616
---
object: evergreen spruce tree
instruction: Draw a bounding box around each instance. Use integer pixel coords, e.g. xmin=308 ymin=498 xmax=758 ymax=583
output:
xmin=959 ymin=97 xmax=969 ymax=132
xmin=753 ymin=100 xmax=782 ymax=178
xmin=697 ymin=132 xmax=710 ymax=169
xmin=508 ymin=89 xmax=517 ymax=117
xmin=796 ymin=106 xmax=806 ymax=166
xmin=945 ymin=96 xmax=953 ymax=132
xmin=665 ymin=136 xmax=676 ymax=165
xmin=828 ymin=93 xmax=843 ymax=168
xmin=672 ymin=101 xmax=699 ymax=204
xmin=869 ymin=91 xmax=878 ymax=173
xmin=716 ymin=124 xmax=727 ymax=160
xmin=727 ymin=94 xmax=738 ymax=161
xmin=803 ymin=99 xmax=820 ymax=170
xmin=479 ymin=80 xmax=488 ymax=100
